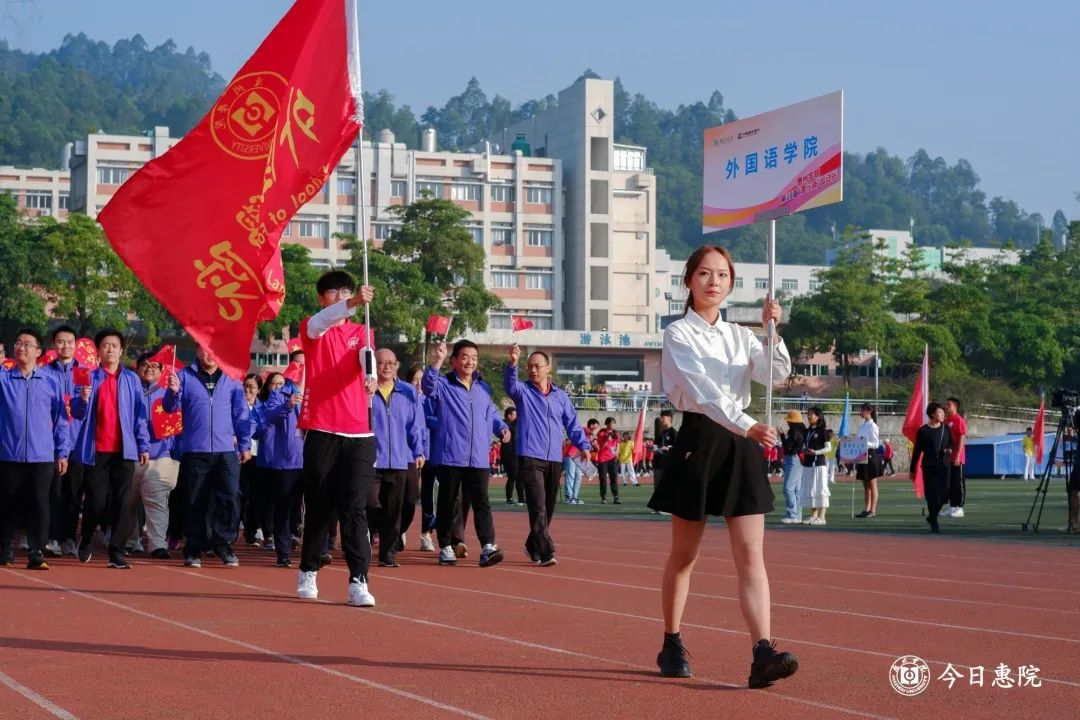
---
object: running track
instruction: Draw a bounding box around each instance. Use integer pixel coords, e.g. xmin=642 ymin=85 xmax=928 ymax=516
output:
xmin=2 ymin=514 xmax=1077 ymax=720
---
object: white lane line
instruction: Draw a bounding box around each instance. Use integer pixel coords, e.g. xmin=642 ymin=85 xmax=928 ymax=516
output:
xmin=6 ymin=571 xmax=491 ymax=720
xmin=164 ymin=567 xmax=897 ymax=720
xmin=0 ymin=669 xmax=80 ymax=720
xmin=497 ymin=567 xmax=1080 ymax=644
xmin=553 ymin=553 xmax=1080 ymax=616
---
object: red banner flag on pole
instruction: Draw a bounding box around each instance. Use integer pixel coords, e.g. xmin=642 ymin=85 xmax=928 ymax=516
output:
xmin=631 ymin=404 xmax=647 ymax=465
xmin=1033 ymin=395 xmax=1046 ymax=464
xmin=426 ymin=315 xmax=451 ymax=335
xmin=74 ymin=338 xmax=99 ymax=368
xmin=901 ymin=345 xmax=929 ymax=499
xmin=511 ymin=315 xmax=535 ymax=332
xmin=98 ymin=0 xmax=364 ymax=378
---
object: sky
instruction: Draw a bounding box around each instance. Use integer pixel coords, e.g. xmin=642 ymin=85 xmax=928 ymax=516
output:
xmin=2 ymin=0 xmax=1077 ymax=225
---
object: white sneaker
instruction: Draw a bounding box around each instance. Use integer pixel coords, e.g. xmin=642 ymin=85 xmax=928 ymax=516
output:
xmin=419 ymin=534 xmax=435 ymax=552
xmin=296 ymin=570 xmax=318 ymax=599
xmin=60 ymin=539 xmax=77 ymax=557
xmin=940 ymin=507 xmax=955 ymax=518
xmin=255 ymin=529 xmax=264 ymax=542
xmin=808 ymin=517 xmax=827 ymax=526
xmin=950 ymin=507 xmax=964 ymax=518
xmin=44 ymin=540 xmax=62 ymax=556
xmin=347 ymin=577 xmax=375 ymax=607
xmin=438 ymin=546 xmax=457 ymax=565
xmin=780 ymin=517 xmax=801 ymax=525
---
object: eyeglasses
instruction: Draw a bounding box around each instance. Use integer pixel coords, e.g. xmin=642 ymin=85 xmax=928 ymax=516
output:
xmin=13 ymin=341 xmax=40 ymax=350
xmin=324 ymin=288 xmax=353 ymax=298
xmin=376 ymin=361 xmax=397 ymax=368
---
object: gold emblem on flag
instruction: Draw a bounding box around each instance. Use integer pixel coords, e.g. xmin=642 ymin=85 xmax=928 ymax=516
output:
xmin=212 ymin=71 xmax=289 ymax=161
xmin=193 ymin=241 xmax=265 ymax=321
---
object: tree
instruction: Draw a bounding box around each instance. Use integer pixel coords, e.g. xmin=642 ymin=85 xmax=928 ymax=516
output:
xmin=0 ymin=193 xmax=49 ymax=337
xmin=257 ymin=243 xmax=323 ymax=343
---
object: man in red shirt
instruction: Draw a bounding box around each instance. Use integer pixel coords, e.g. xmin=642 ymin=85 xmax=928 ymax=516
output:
xmin=295 ymin=270 xmax=378 ymax=608
xmin=943 ymin=397 xmax=968 ymax=518
xmin=596 ymin=417 xmax=621 ymax=504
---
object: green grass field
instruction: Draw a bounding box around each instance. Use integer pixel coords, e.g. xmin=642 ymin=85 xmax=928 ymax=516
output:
xmin=490 ymin=475 xmax=1080 ymax=547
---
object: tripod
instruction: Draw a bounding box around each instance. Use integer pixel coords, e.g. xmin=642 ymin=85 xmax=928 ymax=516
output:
xmin=1022 ymin=408 xmax=1074 ymax=533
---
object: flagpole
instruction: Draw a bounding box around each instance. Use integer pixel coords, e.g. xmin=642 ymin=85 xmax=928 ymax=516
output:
xmin=765 ymin=219 xmax=776 ymax=429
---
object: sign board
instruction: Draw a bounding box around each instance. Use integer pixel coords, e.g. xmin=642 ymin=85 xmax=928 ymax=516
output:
xmin=838 ymin=435 xmax=870 ymax=464
xmin=703 ymin=90 xmax=843 ymax=232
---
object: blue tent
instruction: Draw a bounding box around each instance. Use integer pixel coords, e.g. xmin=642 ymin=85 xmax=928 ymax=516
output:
xmin=963 ymin=433 xmax=1056 ymax=478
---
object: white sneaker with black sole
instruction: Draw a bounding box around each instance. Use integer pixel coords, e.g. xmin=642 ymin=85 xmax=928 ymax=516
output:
xmin=438 ymin=546 xmax=457 ymax=565
xmin=419 ymin=534 xmax=435 ymax=552
xmin=347 ymin=577 xmax=375 ymax=607
xmin=950 ymin=507 xmax=965 ymax=518
xmin=297 ymin=570 xmax=318 ymax=599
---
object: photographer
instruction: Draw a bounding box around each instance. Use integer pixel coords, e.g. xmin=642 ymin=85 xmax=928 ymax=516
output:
xmin=909 ymin=402 xmax=953 ymax=533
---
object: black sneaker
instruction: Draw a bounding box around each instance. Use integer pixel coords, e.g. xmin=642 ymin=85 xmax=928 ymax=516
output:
xmin=657 ymin=637 xmax=692 ymax=678
xmin=317 ymin=552 xmax=332 ymax=569
xmin=613 ymin=498 xmax=622 ymax=505
xmin=26 ymin=552 xmax=49 ymax=570
xmin=748 ymin=639 xmax=798 ymax=688
xmin=214 ymin=545 xmax=240 ymax=567
xmin=855 ymin=510 xmax=871 ymax=518
xmin=378 ymin=558 xmax=400 ymax=568
xmin=107 ymin=551 xmax=132 ymax=570
xmin=0 ymin=554 xmax=14 ymax=567
xmin=77 ymin=540 xmax=93 ymax=564
xmin=151 ymin=548 xmax=172 ymax=560
xmin=275 ymin=556 xmax=292 ymax=568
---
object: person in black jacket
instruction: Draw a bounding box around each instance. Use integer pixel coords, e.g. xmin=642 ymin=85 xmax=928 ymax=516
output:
xmin=909 ymin=402 xmax=953 ymax=533
xmin=502 ymin=407 xmax=524 ymax=505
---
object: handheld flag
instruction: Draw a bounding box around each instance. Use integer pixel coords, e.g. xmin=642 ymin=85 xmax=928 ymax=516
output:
xmin=426 ymin=315 xmax=452 ymax=336
xmin=148 ymin=345 xmax=181 ymax=389
xmin=73 ymin=367 xmax=92 ymax=387
xmin=97 ymin=0 xmax=364 ymax=378
xmin=901 ymin=345 xmax=929 ymax=498
xmin=632 ymin=404 xmax=647 ymax=465
xmin=151 ymin=397 xmax=184 ymax=438
xmin=74 ymin=338 xmax=99 ymax=368
xmin=283 ymin=360 xmax=305 ymax=384
xmin=511 ymin=315 xmax=535 ymax=332
xmin=37 ymin=350 xmax=58 ymax=367
xmin=1033 ymin=395 xmax=1046 ymax=464
xmin=837 ymin=392 xmax=851 ymax=438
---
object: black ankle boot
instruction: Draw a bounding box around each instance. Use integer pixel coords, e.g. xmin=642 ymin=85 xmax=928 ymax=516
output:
xmin=748 ymin=639 xmax=798 ymax=688
xmin=657 ymin=636 xmax=692 ymax=678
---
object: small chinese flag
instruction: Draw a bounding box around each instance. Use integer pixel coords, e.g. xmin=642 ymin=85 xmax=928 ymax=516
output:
xmin=1 ymin=358 xmax=14 ymax=370
xmin=511 ymin=315 xmax=535 ymax=332
xmin=283 ymin=360 xmax=305 ymax=383
xmin=151 ymin=397 xmax=184 ymax=438
xmin=37 ymin=349 xmax=58 ymax=367
xmin=426 ymin=315 xmax=451 ymax=335
xmin=1033 ymin=395 xmax=1046 ymax=464
xmin=74 ymin=338 xmax=99 ymax=368
xmin=287 ymin=337 xmax=304 ymax=354
xmin=73 ymin=367 xmax=92 ymax=387
xmin=148 ymin=345 xmax=184 ymax=389
xmin=97 ymin=0 xmax=365 ymax=378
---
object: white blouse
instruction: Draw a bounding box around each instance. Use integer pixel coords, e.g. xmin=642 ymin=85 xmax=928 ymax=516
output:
xmin=662 ymin=308 xmax=792 ymax=436
xmin=856 ymin=419 xmax=880 ymax=448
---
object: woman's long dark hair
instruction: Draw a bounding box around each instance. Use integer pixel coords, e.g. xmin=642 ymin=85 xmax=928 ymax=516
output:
xmin=258 ymin=372 xmax=283 ymax=403
xmin=682 ymin=245 xmax=737 ymax=315
xmin=860 ymin=402 xmax=878 ymax=424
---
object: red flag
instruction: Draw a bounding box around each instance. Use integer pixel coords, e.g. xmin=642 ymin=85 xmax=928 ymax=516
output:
xmin=287 ymin=337 xmax=304 ymax=354
xmin=73 ymin=367 xmax=92 ymax=387
xmin=1033 ymin=395 xmax=1046 ymax=464
xmin=901 ymin=345 xmax=929 ymax=499
xmin=511 ymin=315 xmax=535 ymax=332
xmin=631 ymin=405 xmax=646 ymax=465
xmin=283 ymin=360 xmax=305 ymax=383
xmin=150 ymin=397 xmax=184 ymax=438
xmin=148 ymin=345 xmax=176 ymax=368
xmin=74 ymin=338 xmax=99 ymax=368
xmin=37 ymin=350 xmax=58 ymax=367
xmin=0 ymin=358 xmax=14 ymax=370
xmin=98 ymin=0 xmax=364 ymax=378
xmin=426 ymin=315 xmax=451 ymax=335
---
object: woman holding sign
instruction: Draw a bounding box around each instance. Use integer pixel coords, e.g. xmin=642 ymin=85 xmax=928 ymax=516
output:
xmin=855 ymin=403 xmax=883 ymax=518
xmin=649 ymin=245 xmax=798 ymax=689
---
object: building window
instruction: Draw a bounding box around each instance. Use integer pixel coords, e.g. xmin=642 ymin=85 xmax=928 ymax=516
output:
xmin=491 ymin=225 xmax=514 ymax=246
xmin=466 ymin=226 xmax=483 ymax=244
xmin=282 ymin=223 xmax=292 ymax=237
xmin=613 ymin=146 xmax=646 ymax=172
xmin=417 ymin=181 xmax=443 ymax=198
xmin=810 ymin=280 xmax=822 ymax=292
xmin=668 ymin=301 xmax=684 ymax=314
xmin=373 ymin=223 xmax=399 ymax=240
xmin=491 ymin=271 xmax=517 ymax=289
xmin=781 ymin=279 xmax=798 ymax=292
xmin=491 ymin=310 xmax=553 ymax=330
xmin=25 ymin=191 xmax=52 ymax=209
xmin=337 ymin=220 xmax=356 ymax=237
xmin=336 ymin=176 xmax=356 ymax=196
xmin=489 ymin=314 xmax=511 ymax=330
xmin=491 ymin=185 xmax=515 ymax=203
xmin=670 ymin=275 xmax=683 ymax=287
xmin=733 ymin=277 xmax=744 ymax=289
xmin=298 ymin=219 xmax=329 ymax=238
xmin=96 ymin=166 xmax=131 ymax=184
xmin=526 ymin=227 xmax=552 ymax=247
xmin=524 ymin=186 xmax=553 ymax=204
xmin=451 ymin=183 xmax=482 ymax=201
xmin=58 ymin=193 xmax=70 ymax=210
xmin=754 ymin=278 xmax=768 ymax=290
xmin=525 ymin=272 xmax=552 ymax=290
xmin=391 ymin=180 xmax=407 ymax=198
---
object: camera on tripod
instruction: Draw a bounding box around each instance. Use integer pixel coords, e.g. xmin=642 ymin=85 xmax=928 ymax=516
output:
xmin=1051 ymin=388 xmax=1079 ymax=410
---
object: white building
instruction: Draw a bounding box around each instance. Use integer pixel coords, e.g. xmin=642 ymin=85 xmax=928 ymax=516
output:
xmin=0 ymin=166 xmax=71 ymax=220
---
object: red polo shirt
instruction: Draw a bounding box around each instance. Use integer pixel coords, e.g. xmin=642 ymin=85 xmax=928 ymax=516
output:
xmin=95 ymin=368 xmax=123 ymax=453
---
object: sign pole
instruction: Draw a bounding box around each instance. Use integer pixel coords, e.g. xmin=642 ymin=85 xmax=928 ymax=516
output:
xmin=766 ymin=218 xmax=776 ymax=429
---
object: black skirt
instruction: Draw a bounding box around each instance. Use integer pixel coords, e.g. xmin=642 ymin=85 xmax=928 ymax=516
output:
xmin=856 ymin=449 xmax=883 ymax=483
xmin=647 ymin=412 xmax=775 ymax=521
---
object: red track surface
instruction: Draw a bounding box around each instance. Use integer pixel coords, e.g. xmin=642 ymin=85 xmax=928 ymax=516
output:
xmin=2 ymin=515 xmax=1077 ymax=719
